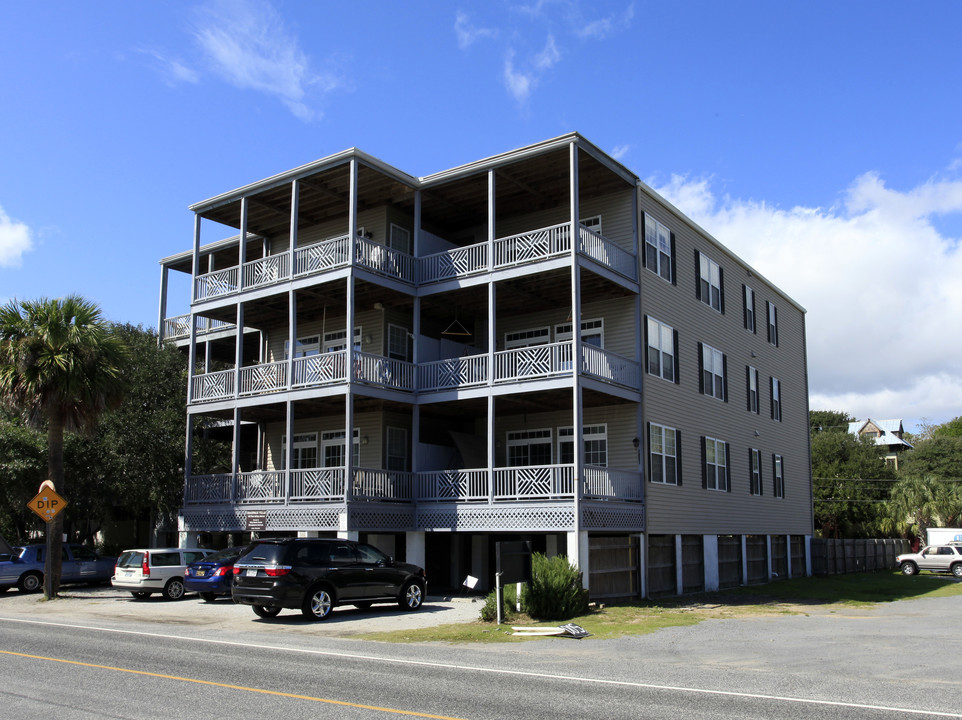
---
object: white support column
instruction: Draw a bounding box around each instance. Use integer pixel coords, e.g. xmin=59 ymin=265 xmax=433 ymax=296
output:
xmin=637 ymin=533 xmax=646 ymax=599
xmin=414 ymin=189 xmax=422 ymax=263
xmin=785 ymin=534 xmax=793 ymax=578
xmin=191 ymin=214 xmax=201 ymax=304
xmin=704 ymin=535 xmax=719 ymax=591
xmin=285 ymin=400 xmax=294 ymax=502
xmin=405 ymin=531 xmax=426 ymax=568
xmin=187 ymin=312 xmax=198 ymax=405
xmin=233 ymin=302 xmax=244 ymax=399
xmin=487 ymin=394 xmax=495 ymax=504
xmin=290 ymin=178 xmax=299 ymax=256
xmin=231 ymin=407 xmax=242 ymax=502
xmin=348 ymin=158 xmax=358 ymax=265
xmin=183 ymin=413 xmax=194 ymax=505
xmin=675 ymin=534 xmax=684 ymax=596
xmin=238 ymin=197 xmax=248 ymax=291
xmin=288 ymin=289 xmax=296 ymax=390
xmin=566 ymin=530 xmax=590 ymax=586
xmin=157 ymin=264 xmax=169 ymax=344
xmin=487 ymin=169 xmax=495 ymax=271
xmin=569 ymin=142 xmax=586 ymax=588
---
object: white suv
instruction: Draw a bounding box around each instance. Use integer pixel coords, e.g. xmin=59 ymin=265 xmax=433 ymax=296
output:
xmin=112 ymin=547 xmax=213 ymax=600
xmin=896 ymin=543 xmax=962 ymax=578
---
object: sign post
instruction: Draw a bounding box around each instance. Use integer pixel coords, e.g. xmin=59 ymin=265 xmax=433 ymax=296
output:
xmin=27 ymin=487 xmax=68 ymax=523
xmin=29 ymin=482 xmax=68 ymax=598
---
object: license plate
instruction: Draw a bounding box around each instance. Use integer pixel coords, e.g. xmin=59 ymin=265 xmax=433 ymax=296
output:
xmin=124 ymin=571 xmax=132 ymax=577
xmin=246 ymin=569 xmax=257 ymax=577
xmin=196 ymin=570 xmax=206 ymax=577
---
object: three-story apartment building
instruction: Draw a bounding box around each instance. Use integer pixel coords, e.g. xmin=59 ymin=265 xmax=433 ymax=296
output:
xmin=158 ymin=133 xmax=813 ymax=598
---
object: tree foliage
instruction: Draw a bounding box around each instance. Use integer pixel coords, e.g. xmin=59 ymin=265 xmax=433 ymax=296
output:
xmin=882 ymin=475 xmax=962 ymax=539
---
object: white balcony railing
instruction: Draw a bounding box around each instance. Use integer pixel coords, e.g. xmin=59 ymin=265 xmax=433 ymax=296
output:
xmin=163 ymin=314 xmax=235 ymax=340
xmin=581 ymin=344 xmax=640 ymax=389
xmin=494 ymin=341 xmax=571 ymax=383
xmin=578 ymin=225 xmax=637 ymax=281
xmin=493 ymin=223 xmax=571 ymax=269
xmin=191 ymin=368 xmax=235 ymax=402
xmin=292 ymin=351 xmax=347 ymax=387
xmin=194 ymin=267 xmax=239 ymax=301
xmin=243 ymin=252 xmax=291 ymax=290
xmin=418 ymin=242 xmax=489 ymax=284
xmin=417 ymin=354 xmax=488 ymax=391
xmin=185 ymin=464 xmax=642 ymax=506
xmin=354 ymin=351 xmax=415 ymax=391
xmin=293 ymin=235 xmax=350 ymax=276
xmin=355 ymin=236 xmax=416 ymax=284
xmin=239 ymin=361 xmax=288 ymax=396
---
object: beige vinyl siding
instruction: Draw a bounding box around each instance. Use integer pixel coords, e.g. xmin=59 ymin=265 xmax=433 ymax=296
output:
xmin=264 ymin=309 xmax=382 ymax=363
xmin=264 ymin=412 xmax=381 ymax=471
xmin=638 ymin=186 xmax=812 ymax=537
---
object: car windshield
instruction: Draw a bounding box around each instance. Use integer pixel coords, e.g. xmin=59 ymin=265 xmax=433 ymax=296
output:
xmin=116 ymin=551 xmax=145 ymax=568
xmin=238 ymin=543 xmax=289 ymax=565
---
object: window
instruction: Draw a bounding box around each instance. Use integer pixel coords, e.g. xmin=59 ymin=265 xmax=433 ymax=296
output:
xmin=388 ymin=324 xmax=409 ymax=361
xmin=580 ymin=215 xmax=602 ymax=235
xmin=747 ymin=366 xmax=760 ymax=414
xmin=555 ymin=318 xmax=604 ymax=348
xmin=696 ymin=250 xmax=724 ymax=312
xmin=699 ymin=343 xmax=727 ymax=401
xmin=558 ymin=425 xmax=607 ymax=467
xmin=281 ymin=433 xmax=318 ymax=470
xmin=773 ymin=454 xmax=784 ymax=498
xmin=284 ymin=335 xmax=320 ymax=359
xmin=644 ymin=213 xmax=674 ymax=283
xmin=504 ymin=327 xmax=550 ymax=349
xmin=507 ymin=429 xmax=552 ymax=466
xmin=649 ymin=423 xmax=679 ymax=485
xmin=703 ymin=437 xmax=729 ymax=491
xmin=386 ymin=427 xmax=408 ymax=472
xmin=767 ymin=301 xmax=779 ymax=346
xmin=646 ymin=317 xmax=677 ymax=382
xmin=389 ymin=224 xmax=411 ymax=254
xmin=321 ymin=429 xmax=360 ymax=468
xmin=749 ymin=448 xmax=762 ymax=495
xmin=744 ymin=285 xmax=756 ymax=333
xmin=324 ymin=327 xmax=362 ymax=353
xmin=771 ymin=377 xmax=782 ymax=421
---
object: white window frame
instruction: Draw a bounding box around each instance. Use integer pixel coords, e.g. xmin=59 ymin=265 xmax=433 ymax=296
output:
xmin=647 ymin=317 xmax=675 ymax=382
xmin=773 ymin=453 xmax=784 ymax=498
xmin=558 ymin=424 xmax=607 ymax=467
xmin=699 ymin=252 xmax=722 ymax=312
xmin=321 ymin=428 xmax=360 ymax=467
xmin=705 ymin=436 xmax=728 ymax=491
xmin=750 ymin=447 xmax=762 ymax=496
xmin=284 ymin=335 xmax=320 ymax=359
xmin=580 ymin=215 xmax=602 ymax=235
xmin=386 ymin=426 xmax=409 ymax=472
xmin=281 ymin=432 xmax=318 ymax=470
xmin=649 ymin=423 xmax=678 ymax=485
xmin=644 ymin=213 xmax=673 ymax=282
xmin=748 ymin=365 xmax=759 ymax=414
xmin=554 ymin=318 xmax=604 ymax=348
xmin=768 ymin=301 xmax=779 ymax=346
xmin=324 ymin=327 xmax=362 ymax=353
xmin=389 ymin=223 xmax=411 ymax=254
xmin=506 ymin=429 xmax=553 ymax=466
xmin=504 ymin=327 xmax=550 ymax=349
xmin=744 ymin=285 xmax=755 ymax=333
xmin=702 ymin=343 xmax=725 ymax=400
xmin=771 ymin=377 xmax=782 ymax=421
xmin=387 ymin=323 xmax=409 ymax=361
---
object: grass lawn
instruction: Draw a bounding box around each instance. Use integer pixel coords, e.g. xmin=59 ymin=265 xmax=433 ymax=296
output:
xmin=357 ymin=571 xmax=962 ymax=644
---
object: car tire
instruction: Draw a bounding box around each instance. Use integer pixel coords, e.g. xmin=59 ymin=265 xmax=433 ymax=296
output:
xmin=18 ymin=571 xmax=42 ymax=593
xmin=952 ymin=564 xmax=962 ymax=579
xmin=163 ymin=578 xmax=186 ymax=601
xmin=131 ymin=591 xmax=151 ymax=599
xmin=398 ymin=580 xmax=424 ymax=611
xmin=199 ymin=592 xmax=217 ymax=602
xmin=302 ymin=586 xmax=334 ymax=620
xmin=900 ymin=561 xmax=918 ymax=576
xmin=252 ymin=605 xmax=282 ymax=619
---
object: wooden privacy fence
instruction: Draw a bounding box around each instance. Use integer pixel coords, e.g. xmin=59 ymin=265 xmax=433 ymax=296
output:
xmin=811 ymin=538 xmax=910 ymax=576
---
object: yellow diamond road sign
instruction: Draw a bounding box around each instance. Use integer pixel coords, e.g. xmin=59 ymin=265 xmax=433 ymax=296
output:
xmin=28 ymin=488 xmax=67 ymax=523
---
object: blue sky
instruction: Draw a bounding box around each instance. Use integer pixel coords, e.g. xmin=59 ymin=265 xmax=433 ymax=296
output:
xmin=2 ymin=1 xmax=961 ymax=432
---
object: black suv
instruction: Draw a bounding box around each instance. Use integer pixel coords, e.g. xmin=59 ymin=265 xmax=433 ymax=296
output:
xmin=231 ymin=538 xmax=427 ymax=620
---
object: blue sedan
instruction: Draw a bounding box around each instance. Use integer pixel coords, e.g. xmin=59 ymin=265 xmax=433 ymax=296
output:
xmin=0 ymin=544 xmax=116 ymax=593
xmin=184 ymin=545 xmax=250 ymax=601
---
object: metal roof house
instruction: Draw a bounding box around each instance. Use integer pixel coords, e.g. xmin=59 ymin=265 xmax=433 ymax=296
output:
xmin=849 ymin=419 xmax=914 ymax=468
xmin=158 ymin=133 xmax=813 ymax=598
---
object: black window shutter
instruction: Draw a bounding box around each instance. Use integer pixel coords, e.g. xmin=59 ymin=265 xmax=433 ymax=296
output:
xmin=758 ymin=451 xmax=763 ymax=495
xmin=673 ymin=329 xmax=680 ymax=385
xmin=745 ymin=365 xmax=752 ymax=411
xmin=719 ymin=267 xmax=726 ymax=314
xmin=770 ymin=376 xmax=775 ymax=419
xmin=645 ymin=422 xmax=652 ymax=482
xmin=725 ymin=442 xmax=732 ymax=492
xmin=766 ymin=301 xmax=772 ymax=344
xmin=700 ymin=436 xmax=707 ymax=489
xmin=640 ymin=214 xmax=647 ymax=269
xmin=772 ymin=454 xmax=777 ymax=495
xmin=754 ymin=369 xmax=760 ymax=414
xmin=781 ymin=457 xmax=786 ymax=498
xmin=774 ymin=306 xmax=779 ymax=346
xmin=697 ymin=342 xmax=704 ymax=394
xmin=670 ymin=232 xmax=677 ymax=285
xmin=742 ymin=284 xmax=748 ymax=329
xmin=752 ymin=291 xmax=757 ymax=334
xmin=676 ymin=431 xmax=683 ymax=486
xmin=747 ymin=447 xmax=754 ymax=494
xmin=694 ymin=249 xmax=701 ymax=300
xmin=722 ymin=354 xmax=729 ymax=402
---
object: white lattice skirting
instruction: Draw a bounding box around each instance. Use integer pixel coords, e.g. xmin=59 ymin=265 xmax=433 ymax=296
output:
xmin=417 ymin=504 xmax=576 ymax=531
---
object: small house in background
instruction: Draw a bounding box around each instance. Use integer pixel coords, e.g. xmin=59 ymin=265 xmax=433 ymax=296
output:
xmin=848 ymin=419 xmax=914 ymax=469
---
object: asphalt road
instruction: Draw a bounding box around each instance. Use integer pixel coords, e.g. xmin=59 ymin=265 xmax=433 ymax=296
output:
xmin=1 ymin=586 xmax=960 ymax=719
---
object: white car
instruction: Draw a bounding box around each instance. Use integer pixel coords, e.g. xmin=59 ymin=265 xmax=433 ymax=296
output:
xmin=111 ymin=547 xmax=213 ymax=600
xmin=896 ymin=543 xmax=962 ymax=578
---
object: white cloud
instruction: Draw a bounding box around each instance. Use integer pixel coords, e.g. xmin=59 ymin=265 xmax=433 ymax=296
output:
xmin=651 ymin=172 xmax=962 ymax=428
xmin=191 ymin=0 xmax=342 ymax=121
xmin=455 ymin=11 xmax=497 ymax=49
xmin=0 ymin=205 xmax=33 ymax=268
xmin=576 ymin=3 xmax=635 ymax=39
xmin=503 ymin=35 xmax=559 ymax=105
xmin=140 ymin=48 xmax=200 ymax=86
xmin=610 ymin=144 xmax=630 ymax=161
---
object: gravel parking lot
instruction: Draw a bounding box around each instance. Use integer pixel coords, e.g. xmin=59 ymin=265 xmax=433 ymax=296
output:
xmin=0 ymin=584 xmax=484 ymax=635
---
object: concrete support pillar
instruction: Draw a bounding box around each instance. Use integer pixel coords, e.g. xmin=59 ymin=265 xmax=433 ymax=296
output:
xmin=741 ymin=535 xmax=748 ymax=586
xmin=785 ymin=534 xmax=793 ymax=578
xmin=636 ymin=533 xmax=646 ymax=599
xmin=767 ymin=535 xmax=773 ymax=580
xmin=675 ymin=534 xmax=684 ymax=596
xmin=405 ymin=531 xmax=426 ymax=568
xmin=545 ymin=535 xmax=560 ymax=557
xmin=566 ymin=530 xmax=590 ymax=588
xmin=704 ymin=535 xmax=719 ymax=591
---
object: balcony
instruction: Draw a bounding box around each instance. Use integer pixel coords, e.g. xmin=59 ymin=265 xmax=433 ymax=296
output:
xmin=189 ymin=342 xmax=639 ymax=403
xmin=184 ymin=464 xmax=642 ymax=506
xmin=163 ymin=314 xmax=236 ymax=341
xmin=187 ymin=223 xmax=637 ymax=303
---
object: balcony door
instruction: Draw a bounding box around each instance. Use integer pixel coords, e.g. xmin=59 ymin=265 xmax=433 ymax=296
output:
xmin=506 ymin=429 xmax=552 ymax=467
xmin=322 ymin=429 xmax=360 ymax=468
xmin=281 ymin=433 xmax=318 ymax=470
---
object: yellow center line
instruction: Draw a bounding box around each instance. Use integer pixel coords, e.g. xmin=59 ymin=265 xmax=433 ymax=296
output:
xmin=0 ymin=649 xmax=467 ymax=720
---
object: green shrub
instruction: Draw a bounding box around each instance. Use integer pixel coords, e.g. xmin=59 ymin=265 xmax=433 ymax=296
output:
xmin=521 ymin=553 xmax=589 ymax=621
xmin=479 ymin=583 xmax=518 ymax=622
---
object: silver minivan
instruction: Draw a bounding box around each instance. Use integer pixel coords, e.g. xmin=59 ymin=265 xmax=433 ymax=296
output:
xmin=111 ymin=547 xmax=213 ymax=600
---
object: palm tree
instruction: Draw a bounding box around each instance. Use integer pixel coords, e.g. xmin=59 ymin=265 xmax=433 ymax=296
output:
xmin=0 ymin=296 xmax=127 ymax=598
